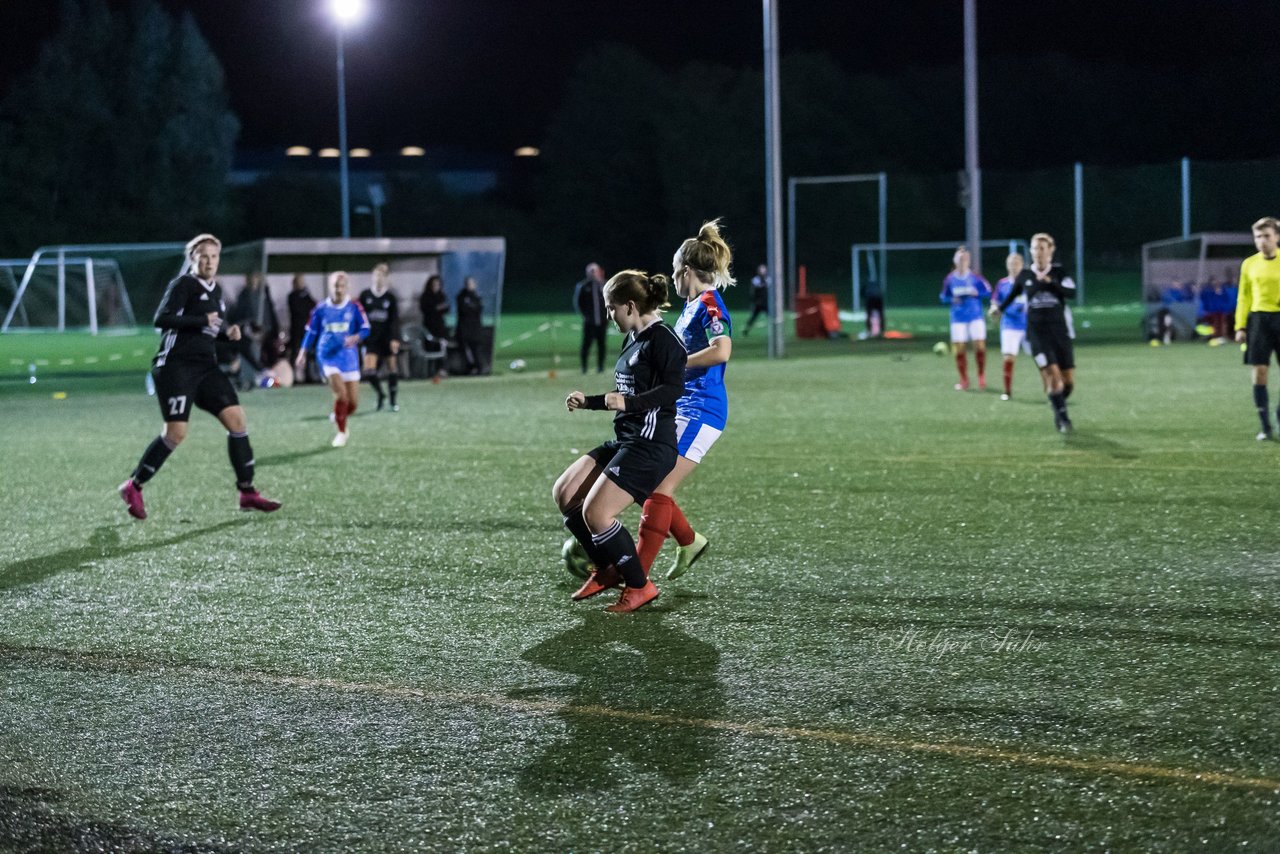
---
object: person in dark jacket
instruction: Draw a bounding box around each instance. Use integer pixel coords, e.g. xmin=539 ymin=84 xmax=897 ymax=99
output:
xmin=286 ymin=273 xmax=317 ymax=381
xmin=574 ymin=262 xmax=608 ymax=373
xmin=455 ymin=276 xmax=485 ymax=375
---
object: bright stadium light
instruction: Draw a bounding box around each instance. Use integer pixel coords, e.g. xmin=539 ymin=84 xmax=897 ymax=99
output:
xmin=329 ymin=0 xmax=367 ymax=27
xmin=327 ymin=0 xmax=369 ymax=238
xmin=285 ymin=146 xmax=312 ymax=157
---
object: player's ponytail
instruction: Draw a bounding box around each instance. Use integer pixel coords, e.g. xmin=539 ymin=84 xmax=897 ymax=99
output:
xmin=675 ymin=218 xmax=736 ymax=289
xmin=605 ymin=270 xmax=670 ymax=314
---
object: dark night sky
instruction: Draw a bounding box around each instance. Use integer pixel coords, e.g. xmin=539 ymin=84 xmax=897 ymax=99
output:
xmin=0 ymin=1 xmax=1275 ymax=159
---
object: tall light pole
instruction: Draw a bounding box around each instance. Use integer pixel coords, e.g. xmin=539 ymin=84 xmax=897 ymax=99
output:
xmin=963 ymin=0 xmax=981 ymax=269
xmin=329 ymin=0 xmax=366 ymax=238
xmin=762 ymin=0 xmax=784 ymax=359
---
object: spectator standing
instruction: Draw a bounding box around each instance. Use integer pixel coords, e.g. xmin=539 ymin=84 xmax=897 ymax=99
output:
xmin=574 ymin=263 xmax=608 ymax=373
xmin=229 ymin=271 xmax=280 ymax=388
xmin=744 ymin=264 xmax=770 ymax=335
xmin=286 ymin=273 xmax=317 ymax=379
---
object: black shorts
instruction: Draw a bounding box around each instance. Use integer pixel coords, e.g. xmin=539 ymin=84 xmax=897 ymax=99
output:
xmin=586 ymin=439 xmax=678 ymax=505
xmin=363 ymin=336 xmax=395 ymax=358
xmin=1026 ymin=321 xmax=1075 ymax=371
xmin=152 ymin=361 xmax=239 ymax=422
xmin=1244 ymin=312 xmax=1280 ymax=366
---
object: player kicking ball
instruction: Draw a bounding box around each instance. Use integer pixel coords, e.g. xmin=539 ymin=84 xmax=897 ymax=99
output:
xmin=118 ymin=234 xmax=281 ymax=519
xmin=552 ymin=270 xmax=687 ymax=613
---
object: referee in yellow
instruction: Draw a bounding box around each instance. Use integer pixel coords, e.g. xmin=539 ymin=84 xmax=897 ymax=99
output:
xmin=1235 ymin=217 xmax=1280 ymax=440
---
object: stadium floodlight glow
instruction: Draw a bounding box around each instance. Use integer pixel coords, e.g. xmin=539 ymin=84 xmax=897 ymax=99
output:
xmin=514 ymin=146 xmax=541 ymax=157
xmin=328 ymin=0 xmax=367 ymax=27
xmin=400 ymin=146 xmax=425 ymax=156
xmin=318 ymin=147 xmax=340 ymax=158
xmin=350 ymin=148 xmax=371 ymax=157
xmin=285 ymin=145 xmax=312 ymax=157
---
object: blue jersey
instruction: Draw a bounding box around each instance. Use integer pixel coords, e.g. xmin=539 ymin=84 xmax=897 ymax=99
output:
xmin=994 ymin=277 xmax=1027 ymax=331
xmin=672 ymin=289 xmax=731 ymax=428
xmin=300 ymin=298 xmax=370 ymax=363
xmin=940 ymin=272 xmax=992 ymax=323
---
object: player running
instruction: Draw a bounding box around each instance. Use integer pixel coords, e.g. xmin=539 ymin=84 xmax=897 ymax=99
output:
xmin=940 ymin=246 xmax=992 ymax=391
xmin=991 ymin=252 xmax=1028 ymax=400
xmin=358 ymin=262 xmax=402 ymax=411
xmin=118 ymin=233 xmax=282 ymax=519
xmin=296 ymin=271 xmax=371 ymax=447
xmin=634 ymin=219 xmax=735 ymax=582
xmin=552 ymin=270 xmax=688 ymax=613
xmin=992 ymin=233 xmax=1076 ymax=432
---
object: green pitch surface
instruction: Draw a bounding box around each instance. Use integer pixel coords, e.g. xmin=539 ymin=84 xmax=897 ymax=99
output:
xmin=2 ymin=330 xmax=1277 ymax=851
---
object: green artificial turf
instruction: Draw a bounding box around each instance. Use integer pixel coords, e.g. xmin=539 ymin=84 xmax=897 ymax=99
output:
xmin=1 ymin=320 xmax=1276 ymax=852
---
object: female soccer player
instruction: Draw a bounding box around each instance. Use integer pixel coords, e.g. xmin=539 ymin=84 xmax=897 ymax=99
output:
xmin=358 ymin=262 xmax=401 ymax=411
xmin=552 ymin=270 xmax=688 ymax=613
xmin=118 ymin=233 xmax=282 ymax=519
xmin=993 ymin=233 xmax=1077 ymax=432
xmin=296 ymin=271 xmax=370 ymax=447
xmin=634 ymin=219 xmax=735 ymax=581
xmin=991 ymin=252 xmax=1028 ymax=400
xmin=940 ymin=246 xmax=992 ymax=391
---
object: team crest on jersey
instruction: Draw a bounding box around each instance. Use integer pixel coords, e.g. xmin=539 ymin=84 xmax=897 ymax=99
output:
xmin=709 ymin=318 xmax=724 ymax=335
xmin=628 ymin=351 xmax=641 ymax=366
xmin=199 ymin=293 xmax=208 ymax=301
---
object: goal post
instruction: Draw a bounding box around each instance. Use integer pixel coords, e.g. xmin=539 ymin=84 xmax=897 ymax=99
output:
xmin=1140 ymin=232 xmax=1254 ymax=339
xmin=851 ymin=239 xmax=1028 ymax=312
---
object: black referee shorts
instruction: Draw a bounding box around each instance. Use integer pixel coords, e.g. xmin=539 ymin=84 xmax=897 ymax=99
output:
xmin=1244 ymin=312 xmax=1280 ymax=366
xmin=152 ymin=361 xmax=240 ymax=422
xmin=587 ymin=439 xmax=678 ymax=505
xmin=363 ymin=336 xmax=395 ymax=359
xmin=1026 ymin=320 xmax=1075 ymax=371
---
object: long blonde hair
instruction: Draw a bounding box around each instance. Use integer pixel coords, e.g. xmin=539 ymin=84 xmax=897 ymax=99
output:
xmin=674 ymin=219 xmax=735 ymax=290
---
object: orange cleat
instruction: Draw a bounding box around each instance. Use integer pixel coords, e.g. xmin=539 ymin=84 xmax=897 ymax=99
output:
xmin=605 ymin=581 xmax=660 ymax=613
xmin=571 ymin=565 xmax=622 ymax=601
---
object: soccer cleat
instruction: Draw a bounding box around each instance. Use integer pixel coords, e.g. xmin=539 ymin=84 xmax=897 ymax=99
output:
xmin=239 ymin=489 xmax=282 ymax=513
xmin=332 ymin=430 xmax=349 ymax=447
xmin=954 ymin=381 xmax=969 ymax=391
xmin=605 ymin=581 xmax=660 ymax=613
xmin=667 ymin=531 xmax=709 ymax=580
xmin=1057 ymin=416 xmax=1074 ymax=434
xmin=1000 ymin=393 xmax=1011 ymax=401
xmin=571 ymin=565 xmax=622 ymax=601
xmin=390 ymin=404 xmax=400 ymax=412
xmin=118 ymin=480 xmax=146 ymax=520
xmin=1257 ymin=431 xmax=1274 ymax=441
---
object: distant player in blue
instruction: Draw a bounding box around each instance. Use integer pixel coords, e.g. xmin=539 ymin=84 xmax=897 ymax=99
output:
xmin=635 ymin=219 xmax=735 ymax=581
xmin=991 ymin=252 xmax=1029 ymax=400
xmin=940 ymin=246 xmax=992 ymax=391
xmin=296 ymin=271 xmax=370 ymax=447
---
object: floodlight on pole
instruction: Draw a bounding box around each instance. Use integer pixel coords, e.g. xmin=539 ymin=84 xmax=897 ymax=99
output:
xmin=328 ymin=0 xmax=367 ymax=238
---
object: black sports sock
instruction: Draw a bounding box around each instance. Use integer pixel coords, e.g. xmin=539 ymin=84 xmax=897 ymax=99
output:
xmin=1255 ymin=384 xmax=1272 ymax=433
xmin=131 ymin=435 xmax=176 ymax=486
xmin=227 ymin=431 xmax=255 ymax=491
xmin=563 ymin=504 xmax=612 ymax=571
xmin=1062 ymin=382 xmax=1073 ymax=400
xmin=1048 ymin=391 xmax=1068 ymax=420
xmin=366 ymin=372 xmax=385 ymax=401
xmin=388 ymin=372 xmax=399 ymax=406
xmin=592 ymin=520 xmax=645 ymax=588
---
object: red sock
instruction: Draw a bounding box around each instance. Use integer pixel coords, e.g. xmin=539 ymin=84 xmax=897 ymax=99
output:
xmin=1003 ymin=360 xmax=1014 ymax=395
xmin=637 ymin=494 xmax=674 ymax=576
xmin=975 ymin=349 xmax=986 ymax=381
xmin=335 ymin=399 xmax=349 ymax=431
xmin=955 ymin=351 xmax=968 ymax=384
xmin=668 ymin=499 xmax=695 ymax=547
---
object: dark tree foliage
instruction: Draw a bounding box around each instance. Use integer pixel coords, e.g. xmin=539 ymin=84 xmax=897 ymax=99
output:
xmin=0 ymin=0 xmax=238 ymax=255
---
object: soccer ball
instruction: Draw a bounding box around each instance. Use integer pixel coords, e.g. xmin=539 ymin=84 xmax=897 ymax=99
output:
xmin=561 ymin=537 xmax=592 ymax=579
xmin=932 ymin=341 xmax=948 ymax=356
xmin=509 ymin=358 xmax=527 ymax=372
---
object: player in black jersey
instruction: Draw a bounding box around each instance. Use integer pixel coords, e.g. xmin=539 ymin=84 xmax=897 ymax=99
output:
xmin=358 ymin=263 xmax=402 ymax=410
xmin=992 ymin=232 xmax=1076 ymax=433
xmin=118 ymin=234 xmax=282 ymax=519
xmin=552 ymin=270 xmax=688 ymax=613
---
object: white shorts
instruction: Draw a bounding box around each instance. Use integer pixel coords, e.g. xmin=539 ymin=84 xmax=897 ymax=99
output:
xmin=675 ymin=414 xmax=723 ymax=464
xmin=1000 ymin=328 xmax=1030 ymax=356
xmin=951 ymin=318 xmax=987 ymax=344
xmin=321 ymin=364 xmax=361 ymax=382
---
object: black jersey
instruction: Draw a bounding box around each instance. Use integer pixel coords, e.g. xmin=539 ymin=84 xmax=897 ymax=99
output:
xmin=586 ymin=319 xmax=687 ymax=447
xmin=152 ymin=274 xmax=227 ymax=367
xmin=999 ymin=264 xmax=1076 ymax=324
xmin=358 ymin=288 xmax=400 ymax=339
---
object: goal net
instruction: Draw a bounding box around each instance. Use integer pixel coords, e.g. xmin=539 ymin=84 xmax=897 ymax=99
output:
xmin=1141 ymin=233 xmax=1254 ymax=339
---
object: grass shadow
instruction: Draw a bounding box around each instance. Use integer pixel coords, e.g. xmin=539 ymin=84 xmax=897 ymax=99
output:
xmin=256 ymin=446 xmax=333 ymax=467
xmin=1 ymin=519 xmax=248 ymax=593
xmin=513 ymin=610 xmax=726 ymax=794
xmin=1064 ymin=429 xmax=1139 ymax=459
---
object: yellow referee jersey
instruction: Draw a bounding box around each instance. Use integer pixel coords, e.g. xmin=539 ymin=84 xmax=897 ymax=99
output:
xmin=1235 ymin=251 xmax=1280 ymax=331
